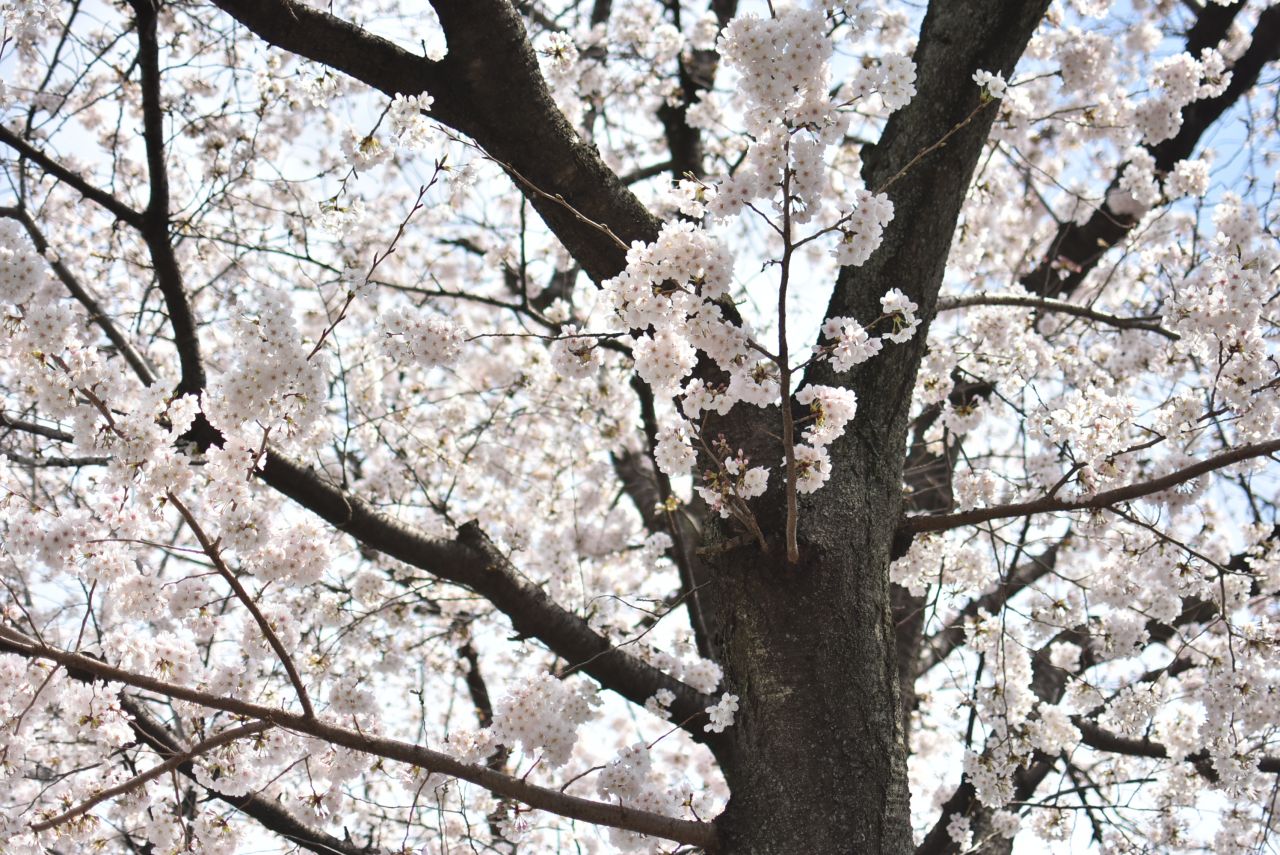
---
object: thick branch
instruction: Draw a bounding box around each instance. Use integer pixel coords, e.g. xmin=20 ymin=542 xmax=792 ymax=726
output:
xmin=259 ymin=451 xmax=720 ymax=748
xmin=29 ymin=721 xmax=270 ymax=832
xmin=128 ymin=0 xmax=206 ymax=397
xmin=904 ymin=439 xmax=1280 ymax=534
xmin=209 ymin=0 xmax=661 ymax=282
xmin=0 ymin=412 xmax=75 ymax=443
xmin=0 ymin=126 xmax=144 ymax=226
xmin=0 ymin=451 xmax=108 ymax=468
xmin=813 ymin=0 xmax=1051 ymax=440
xmin=916 ymin=758 xmax=1055 ymax=855
xmin=1075 ymin=719 xmax=1280 ymax=775
xmin=656 ymin=0 xmax=738 ymax=181
xmin=119 ymin=696 xmax=375 ymax=855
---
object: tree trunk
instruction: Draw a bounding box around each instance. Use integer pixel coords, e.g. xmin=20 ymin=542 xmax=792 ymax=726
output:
xmin=706 ymin=415 xmax=915 ymax=853
xmin=711 ymin=543 xmax=913 ymax=852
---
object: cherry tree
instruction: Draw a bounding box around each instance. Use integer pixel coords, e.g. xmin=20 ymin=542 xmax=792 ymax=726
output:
xmin=1 ymin=0 xmax=1278 ymax=852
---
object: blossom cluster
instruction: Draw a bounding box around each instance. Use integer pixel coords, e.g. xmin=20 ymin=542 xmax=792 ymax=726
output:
xmin=490 ymin=673 xmax=599 ymax=767
xmin=597 ymin=743 xmax=686 ymax=851
xmin=205 ymin=285 xmax=326 ymax=440
xmin=703 ymin=692 xmax=740 ymax=733
xmin=581 ymin=4 xmax=923 ymax=517
xmin=387 ymin=92 xmax=435 ymax=151
xmin=381 ymin=304 xmax=465 ymax=367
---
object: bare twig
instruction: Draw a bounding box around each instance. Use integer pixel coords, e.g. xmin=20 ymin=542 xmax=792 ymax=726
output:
xmin=874 ymin=100 xmax=994 ymax=195
xmin=309 ymin=177 xmax=436 ymax=361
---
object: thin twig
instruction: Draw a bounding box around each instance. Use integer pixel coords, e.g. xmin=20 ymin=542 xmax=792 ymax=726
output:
xmin=874 ymin=100 xmax=994 ymax=195
xmin=309 ymin=176 xmax=438 ymax=360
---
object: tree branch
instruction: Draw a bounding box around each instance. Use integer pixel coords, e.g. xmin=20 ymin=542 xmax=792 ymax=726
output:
xmin=118 ymin=696 xmax=376 ymax=855
xmin=936 ymin=293 xmax=1178 ymax=339
xmin=904 ymin=439 xmax=1280 ymax=534
xmin=167 ymin=492 xmax=316 ymax=719
xmin=0 ymin=206 xmax=158 ymax=386
xmin=1022 ymin=2 xmax=1279 ymax=298
xmin=812 ymin=0 xmax=1052 ymax=440
xmin=209 ymin=0 xmax=662 ymax=283
xmin=0 ymin=412 xmax=75 ymax=443
xmin=128 ymin=0 xmax=206 ymax=398
xmin=0 ymin=627 xmax=720 ymax=852
xmin=29 ymin=721 xmax=271 ymax=832
xmin=0 ymin=126 xmax=143 ymax=227
xmin=1074 ymin=719 xmax=1280 ymax=775
xmin=258 ymin=450 xmax=721 ymax=749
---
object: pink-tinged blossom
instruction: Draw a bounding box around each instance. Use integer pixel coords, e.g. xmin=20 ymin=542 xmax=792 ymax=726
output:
xmin=822 ymin=316 xmax=883 ymax=371
xmin=795 ymin=385 xmax=857 ymax=446
xmin=491 ymin=674 xmax=598 ymax=768
xmin=549 ymin=326 xmax=603 ymax=379
xmin=704 ymin=692 xmax=739 ymax=733
xmin=792 ymin=444 xmax=832 ymax=493
xmin=633 ymin=328 xmax=697 ymax=394
xmin=381 ymin=305 xmax=465 ymax=367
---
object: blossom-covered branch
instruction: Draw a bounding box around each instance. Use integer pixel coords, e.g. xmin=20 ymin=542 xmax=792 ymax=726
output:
xmin=0 ymin=207 xmax=157 ymax=385
xmin=119 ymin=696 xmax=376 ymax=855
xmin=0 ymin=127 xmax=143 ymax=227
xmin=1022 ymin=2 xmax=1280 ymax=298
xmin=29 ymin=721 xmax=271 ymax=832
xmin=0 ymin=627 xmax=720 ymax=851
xmin=210 ymin=0 xmax=662 ymax=282
xmin=259 ymin=451 xmax=721 ymax=743
xmin=935 ymin=292 xmax=1178 ymax=339
xmin=1074 ymin=719 xmax=1280 ymax=776
xmin=167 ymin=492 xmax=316 ymax=719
